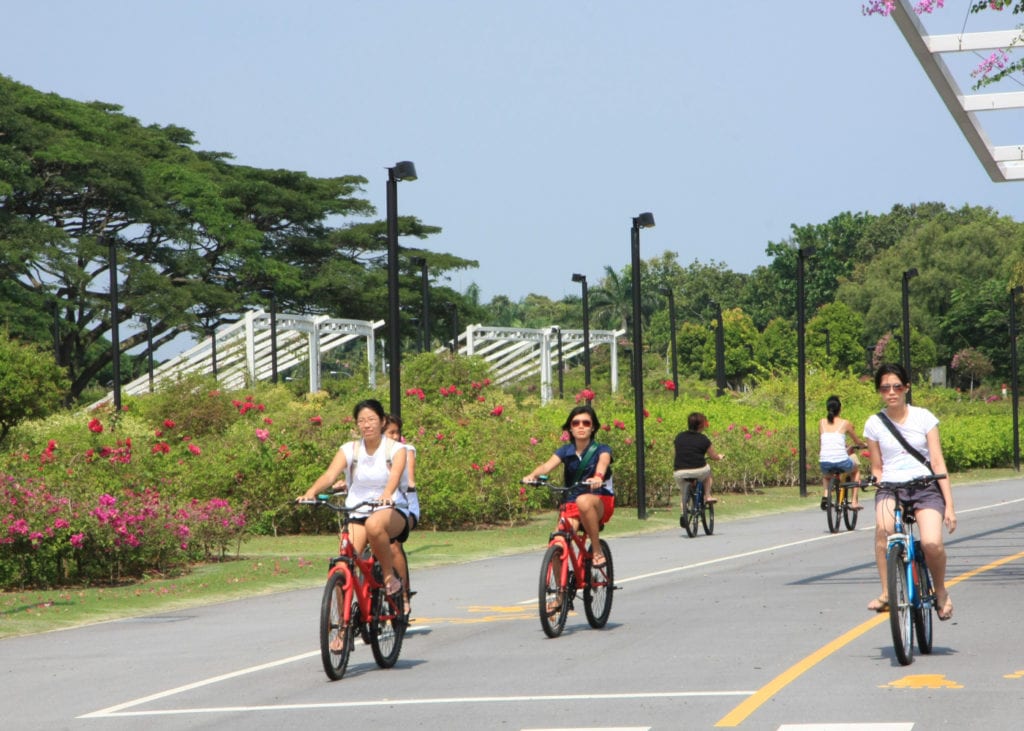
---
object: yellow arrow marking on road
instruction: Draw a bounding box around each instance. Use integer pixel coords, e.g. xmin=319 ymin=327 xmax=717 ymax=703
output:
xmin=882 ymin=674 xmax=963 ymax=689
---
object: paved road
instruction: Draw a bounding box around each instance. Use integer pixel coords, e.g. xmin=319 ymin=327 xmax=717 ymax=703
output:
xmin=3 ymin=478 xmax=1023 ymax=730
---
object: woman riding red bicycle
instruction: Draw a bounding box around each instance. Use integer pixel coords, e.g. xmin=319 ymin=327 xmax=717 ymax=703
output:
xmin=522 ymin=404 xmax=614 ymax=566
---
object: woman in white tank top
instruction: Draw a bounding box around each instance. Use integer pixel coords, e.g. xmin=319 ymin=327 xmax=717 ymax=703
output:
xmin=818 ymin=395 xmax=866 ymax=510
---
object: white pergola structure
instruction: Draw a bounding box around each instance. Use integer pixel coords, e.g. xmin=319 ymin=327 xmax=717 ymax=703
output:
xmin=458 ymin=324 xmax=626 ymax=404
xmin=891 ymin=0 xmax=1024 ymax=181
xmin=94 ymin=310 xmax=383 ymax=406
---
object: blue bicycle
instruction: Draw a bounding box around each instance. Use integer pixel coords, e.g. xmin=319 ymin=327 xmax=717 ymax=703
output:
xmin=860 ymin=473 xmax=946 ymax=665
xmin=680 ymin=477 xmax=714 ymax=538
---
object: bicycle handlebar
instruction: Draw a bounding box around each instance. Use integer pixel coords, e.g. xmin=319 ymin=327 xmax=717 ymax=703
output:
xmin=521 ymin=478 xmax=593 ymax=491
xmin=296 ymin=496 xmax=405 ymax=513
xmin=846 ymin=473 xmax=947 ymax=490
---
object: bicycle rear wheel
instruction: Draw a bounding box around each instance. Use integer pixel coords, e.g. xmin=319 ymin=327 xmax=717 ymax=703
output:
xmin=369 ymin=582 xmax=405 ymax=668
xmin=319 ymin=570 xmax=353 ymax=681
xmin=887 ymin=543 xmax=914 ymax=665
xmin=539 ymin=543 xmax=570 ymax=637
xmin=682 ymin=482 xmax=698 ymax=538
xmin=913 ymin=551 xmax=934 ymax=654
xmin=584 ymin=539 xmax=614 ymax=628
xmin=701 ymin=498 xmax=715 ymax=535
xmin=826 ymin=477 xmax=842 ymax=533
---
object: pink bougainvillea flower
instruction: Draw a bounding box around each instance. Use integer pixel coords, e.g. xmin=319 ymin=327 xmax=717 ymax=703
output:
xmin=530 ymin=437 xmax=539 ymax=446
xmin=663 ymin=380 xmax=676 ymax=391
xmin=263 ymin=417 xmax=272 ymax=425
xmin=560 ymin=431 xmax=570 ymax=442
xmin=482 ymin=461 xmax=495 ymax=474
xmin=88 ymin=418 xmax=103 ymax=434
xmin=643 ymin=409 xmax=650 ymax=418
xmin=490 ymin=405 xmax=504 ymax=416
xmin=435 ymin=432 xmax=445 ymax=441
xmin=151 ymin=442 xmax=171 ymax=454
xmin=188 ymin=443 xmax=202 ymax=455
xmin=309 ymin=415 xmax=323 ymax=425
xmin=471 ymin=463 xmax=480 ymax=471
xmin=69 ymin=533 xmax=85 ymax=548
xmin=601 ymin=424 xmax=610 ymax=431
xmin=154 ymin=428 xmax=164 ymax=437
xmin=163 ymin=419 xmax=176 ymax=429
xmin=613 ymin=420 xmax=626 ymax=430
xmin=477 ymin=396 xmax=486 ymax=402
xmin=255 ymin=429 xmax=270 ymax=442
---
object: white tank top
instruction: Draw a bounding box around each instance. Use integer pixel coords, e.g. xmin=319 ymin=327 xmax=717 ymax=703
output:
xmin=819 ymin=430 xmax=849 ymax=462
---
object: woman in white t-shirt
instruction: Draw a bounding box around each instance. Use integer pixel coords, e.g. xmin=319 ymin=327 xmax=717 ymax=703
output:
xmin=300 ymin=399 xmax=408 ymax=599
xmin=863 ymin=364 xmax=956 ymax=621
xmin=818 ymin=395 xmax=866 ymax=510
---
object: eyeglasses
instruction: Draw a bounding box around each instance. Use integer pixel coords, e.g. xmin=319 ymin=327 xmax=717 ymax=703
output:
xmin=356 ymin=417 xmax=380 ymax=426
xmin=570 ymin=419 xmax=592 ymax=428
xmin=878 ymin=384 xmax=906 ymax=394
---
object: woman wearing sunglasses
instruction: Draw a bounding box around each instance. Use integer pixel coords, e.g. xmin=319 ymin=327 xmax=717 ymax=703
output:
xmin=522 ymin=405 xmax=614 ymax=567
xmin=863 ymin=363 xmax=956 ymax=620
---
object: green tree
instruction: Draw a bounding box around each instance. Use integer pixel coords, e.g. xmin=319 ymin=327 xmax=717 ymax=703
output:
xmin=807 ymin=301 xmax=867 ymax=373
xmin=0 ymin=333 xmax=69 ymax=442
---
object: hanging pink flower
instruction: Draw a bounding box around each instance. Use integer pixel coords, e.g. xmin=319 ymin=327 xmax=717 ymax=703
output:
xmin=255 ymin=429 xmax=270 ymax=442
xmin=309 ymin=415 xmax=323 ymax=425
xmin=490 ymin=405 xmax=504 ymax=416
xmin=163 ymin=419 xmax=176 ymax=429
xmin=88 ymin=418 xmax=103 ymax=434
xmin=188 ymin=443 xmax=202 ymax=455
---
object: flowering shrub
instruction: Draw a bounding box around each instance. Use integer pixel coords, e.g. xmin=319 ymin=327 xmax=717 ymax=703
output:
xmin=0 ymin=477 xmax=245 ymax=589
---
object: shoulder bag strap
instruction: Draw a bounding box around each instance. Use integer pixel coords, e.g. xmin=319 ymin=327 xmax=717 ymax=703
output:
xmin=877 ymin=411 xmax=933 ymax=473
xmin=571 ymin=442 xmax=600 ymax=484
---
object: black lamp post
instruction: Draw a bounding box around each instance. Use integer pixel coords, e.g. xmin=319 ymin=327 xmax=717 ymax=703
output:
xmin=144 ymin=316 xmax=154 ymax=393
xmin=410 ymin=256 xmax=429 ymax=352
xmin=386 ymin=161 xmax=417 ymax=419
xmin=710 ymin=300 xmax=726 ymax=397
xmin=630 ymin=212 xmax=655 ymax=520
xmin=106 ymin=234 xmax=122 ymax=413
xmin=1011 ymin=286 xmax=1023 ymax=471
xmin=901 ymin=268 xmax=918 ymax=403
xmin=446 ymin=302 xmax=459 ymax=354
xmin=661 ymin=288 xmax=678 ymax=399
xmin=209 ymin=322 xmax=218 ymax=376
xmin=571 ymin=273 xmax=591 ymax=394
xmin=796 ymin=245 xmax=815 ymax=498
xmin=51 ymin=298 xmax=61 ymax=364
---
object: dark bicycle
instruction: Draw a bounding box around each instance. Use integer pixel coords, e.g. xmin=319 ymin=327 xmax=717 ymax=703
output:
xmin=523 ymin=477 xmax=616 ymax=638
xmin=824 ymin=467 xmax=859 ymax=533
xmin=680 ymin=477 xmax=714 ymax=538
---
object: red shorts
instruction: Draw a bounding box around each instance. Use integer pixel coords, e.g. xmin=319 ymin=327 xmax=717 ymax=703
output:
xmin=563 ymin=494 xmax=615 ymax=524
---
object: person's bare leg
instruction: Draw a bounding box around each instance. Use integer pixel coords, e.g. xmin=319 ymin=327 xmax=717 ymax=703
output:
xmin=915 ymin=509 xmax=952 ymax=619
xmin=366 ymin=510 xmax=404 ymax=592
xmin=869 ymin=496 xmax=895 ymax=610
xmin=575 ymin=494 xmax=606 ymax=564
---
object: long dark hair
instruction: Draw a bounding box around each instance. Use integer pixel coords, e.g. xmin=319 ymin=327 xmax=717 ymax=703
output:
xmin=825 ymin=396 xmax=841 ymax=424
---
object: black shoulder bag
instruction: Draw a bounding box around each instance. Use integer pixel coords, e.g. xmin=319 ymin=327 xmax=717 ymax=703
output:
xmin=876 ymin=411 xmax=933 ymax=474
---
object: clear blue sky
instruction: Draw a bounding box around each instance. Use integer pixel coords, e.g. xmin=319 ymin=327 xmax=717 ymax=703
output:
xmin=4 ymin=1 xmax=1023 ymax=307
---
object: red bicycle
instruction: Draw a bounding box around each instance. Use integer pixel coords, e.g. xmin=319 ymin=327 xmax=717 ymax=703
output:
xmin=297 ymin=494 xmax=406 ymax=680
xmin=523 ymin=478 xmax=616 ymax=638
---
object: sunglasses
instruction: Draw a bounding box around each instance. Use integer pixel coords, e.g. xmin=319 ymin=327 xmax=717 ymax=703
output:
xmin=878 ymin=383 xmax=907 ymax=393
xmin=570 ymin=418 xmax=593 ymax=427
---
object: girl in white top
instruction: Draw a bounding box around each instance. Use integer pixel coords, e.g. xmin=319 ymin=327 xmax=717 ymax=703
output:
xmin=862 ymin=363 xmax=955 ymax=620
xmin=818 ymin=395 xmax=866 ymax=510
xmin=300 ymin=399 xmax=408 ymax=598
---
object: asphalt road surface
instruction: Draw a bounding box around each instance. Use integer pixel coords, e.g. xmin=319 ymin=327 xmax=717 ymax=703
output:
xmin=3 ymin=478 xmax=1023 ymax=730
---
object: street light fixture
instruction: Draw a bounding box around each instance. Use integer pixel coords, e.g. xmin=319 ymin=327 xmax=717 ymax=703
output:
xmin=631 ymin=212 xmax=655 ymax=520
xmin=386 ymin=161 xmax=418 ymax=419
xmin=571 ymin=273 xmax=592 ymax=395
xmin=1011 ymin=285 xmax=1023 ymax=470
xmin=796 ymin=245 xmax=816 ymax=498
xmin=709 ymin=299 xmax=726 ymax=397
xmin=445 ymin=302 xmax=459 ymax=354
xmin=410 ymin=256 xmax=430 ymax=353
xmin=661 ymin=288 xmax=678 ymax=400
xmin=901 ymin=268 xmax=918 ymax=404
xmin=104 ymin=234 xmax=123 ymax=414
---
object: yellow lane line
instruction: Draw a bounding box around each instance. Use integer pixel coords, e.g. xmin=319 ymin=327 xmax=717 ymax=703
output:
xmin=715 ymin=548 xmax=1024 ymax=727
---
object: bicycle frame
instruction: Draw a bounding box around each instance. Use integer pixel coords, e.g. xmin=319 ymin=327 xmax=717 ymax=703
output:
xmin=885 ymin=494 xmax=930 ymax=613
xmin=547 ymin=504 xmax=592 ymax=591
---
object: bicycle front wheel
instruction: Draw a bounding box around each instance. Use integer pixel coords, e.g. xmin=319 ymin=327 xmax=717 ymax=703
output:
xmin=369 ymin=581 xmax=405 ymax=668
xmin=539 ymin=543 xmax=570 ymax=637
xmin=887 ymin=543 xmax=914 ymax=665
xmin=826 ymin=478 xmax=842 ymax=533
xmin=584 ymin=539 xmax=614 ymax=628
xmin=701 ymin=498 xmax=715 ymax=535
xmin=319 ymin=570 xmax=353 ymax=681
xmin=913 ymin=552 xmax=934 ymax=654
xmin=682 ymin=483 xmax=698 ymax=538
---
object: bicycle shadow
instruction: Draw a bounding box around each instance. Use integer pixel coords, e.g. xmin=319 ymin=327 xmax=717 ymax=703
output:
xmin=877 ymin=643 xmax=959 ymax=667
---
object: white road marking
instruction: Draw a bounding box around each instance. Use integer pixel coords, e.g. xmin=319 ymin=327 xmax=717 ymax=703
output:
xmin=81 ymin=689 xmax=754 ymax=718
xmin=777 ymin=725 xmax=913 ymax=730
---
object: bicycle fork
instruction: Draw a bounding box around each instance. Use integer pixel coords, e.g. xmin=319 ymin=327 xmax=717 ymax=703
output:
xmin=551 ymin=535 xmax=577 ymax=607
